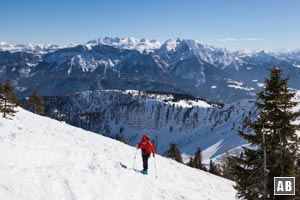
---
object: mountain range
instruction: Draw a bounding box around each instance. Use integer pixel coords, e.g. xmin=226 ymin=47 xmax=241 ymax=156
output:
xmin=1 ymin=37 xmax=300 ymax=161
xmin=1 ymin=37 xmax=300 ymax=103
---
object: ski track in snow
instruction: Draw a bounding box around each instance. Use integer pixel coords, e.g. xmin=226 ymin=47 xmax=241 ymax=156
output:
xmin=0 ymin=108 xmax=235 ymax=200
xmin=117 ymin=169 xmax=149 ymax=199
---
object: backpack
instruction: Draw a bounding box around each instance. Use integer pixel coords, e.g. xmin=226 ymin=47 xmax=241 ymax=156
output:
xmin=141 ymin=141 xmax=150 ymax=155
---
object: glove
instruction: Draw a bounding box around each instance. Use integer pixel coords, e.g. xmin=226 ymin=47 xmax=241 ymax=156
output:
xmin=136 ymin=144 xmax=139 ymax=149
xmin=152 ymin=153 xmax=155 ymax=157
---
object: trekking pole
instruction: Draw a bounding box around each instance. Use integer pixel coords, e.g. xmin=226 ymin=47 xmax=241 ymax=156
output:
xmin=133 ymin=148 xmax=138 ymax=170
xmin=153 ymin=156 xmax=158 ymax=178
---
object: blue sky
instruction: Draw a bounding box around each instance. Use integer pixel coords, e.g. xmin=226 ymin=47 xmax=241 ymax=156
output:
xmin=1 ymin=0 xmax=300 ymax=50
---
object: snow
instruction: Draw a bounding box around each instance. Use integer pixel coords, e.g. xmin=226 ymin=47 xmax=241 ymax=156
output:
xmin=293 ymin=64 xmax=300 ymax=68
xmin=257 ymin=83 xmax=265 ymax=87
xmin=68 ymin=55 xmax=99 ymax=74
xmin=202 ymin=139 xmax=224 ymax=162
xmin=0 ymin=41 xmax=61 ymax=53
xmin=42 ymin=89 xmax=258 ymax=163
xmin=86 ymin=37 xmax=161 ymax=53
xmin=116 ymin=90 xmax=212 ymax=108
xmin=0 ymin=41 xmax=16 ymax=52
xmin=0 ymin=41 xmax=8 ymax=45
xmin=0 ymin=108 xmax=235 ymax=200
xmin=227 ymin=85 xmax=255 ymax=91
xmin=227 ymin=79 xmax=255 ymax=91
xmin=158 ymin=38 xmax=245 ymax=69
xmin=167 ymin=100 xmax=211 ymax=108
xmin=164 ymin=38 xmax=180 ymax=52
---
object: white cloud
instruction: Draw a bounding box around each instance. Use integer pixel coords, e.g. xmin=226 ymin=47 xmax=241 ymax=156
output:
xmin=243 ymin=38 xmax=262 ymax=41
xmin=218 ymin=38 xmax=262 ymax=42
xmin=218 ymin=38 xmax=238 ymax=42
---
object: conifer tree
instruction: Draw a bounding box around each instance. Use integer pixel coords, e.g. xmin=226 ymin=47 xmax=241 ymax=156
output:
xmin=208 ymin=160 xmax=221 ymax=176
xmin=187 ymin=157 xmax=195 ymax=168
xmin=29 ymin=89 xmax=44 ymax=115
xmin=2 ymin=80 xmax=17 ymax=118
xmin=221 ymin=151 xmax=236 ymax=181
xmin=229 ymin=67 xmax=300 ymax=200
xmin=194 ymin=148 xmax=203 ymax=169
xmin=0 ymin=81 xmax=3 ymax=112
xmin=295 ymin=157 xmax=300 ymax=199
xmin=188 ymin=148 xmax=207 ymax=171
xmin=194 ymin=148 xmax=206 ymax=170
xmin=165 ymin=143 xmax=183 ymax=163
xmin=119 ymin=133 xmax=128 ymax=144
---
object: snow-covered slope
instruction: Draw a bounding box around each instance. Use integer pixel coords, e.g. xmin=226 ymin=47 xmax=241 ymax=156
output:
xmin=42 ymin=90 xmax=258 ymax=163
xmin=0 ymin=108 xmax=235 ymax=200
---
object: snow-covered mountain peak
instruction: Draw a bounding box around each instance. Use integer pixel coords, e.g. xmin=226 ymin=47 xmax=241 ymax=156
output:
xmin=86 ymin=36 xmax=161 ymax=53
xmin=0 ymin=108 xmax=236 ymax=200
xmin=0 ymin=41 xmax=16 ymax=51
xmin=158 ymin=38 xmax=245 ymax=68
xmin=256 ymin=50 xmax=268 ymax=56
xmin=16 ymin=43 xmax=60 ymax=52
xmin=160 ymin=38 xmax=220 ymax=53
xmin=0 ymin=41 xmax=61 ymax=53
xmin=0 ymin=41 xmax=9 ymax=45
xmin=161 ymin=38 xmax=183 ymax=51
xmin=244 ymin=50 xmax=278 ymax=63
xmin=233 ymin=49 xmax=257 ymax=57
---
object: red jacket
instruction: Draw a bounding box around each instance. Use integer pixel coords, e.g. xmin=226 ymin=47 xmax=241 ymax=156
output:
xmin=137 ymin=134 xmax=155 ymax=155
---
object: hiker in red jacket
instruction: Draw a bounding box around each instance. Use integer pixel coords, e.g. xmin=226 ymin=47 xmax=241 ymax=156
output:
xmin=136 ymin=134 xmax=155 ymax=174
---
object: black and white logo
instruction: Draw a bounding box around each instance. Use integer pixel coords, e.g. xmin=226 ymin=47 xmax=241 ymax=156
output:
xmin=274 ymin=177 xmax=295 ymax=195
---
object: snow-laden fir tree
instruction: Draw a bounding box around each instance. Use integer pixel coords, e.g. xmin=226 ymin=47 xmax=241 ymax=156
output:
xmin=229 ymin=67 xmax=300 ymax=200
